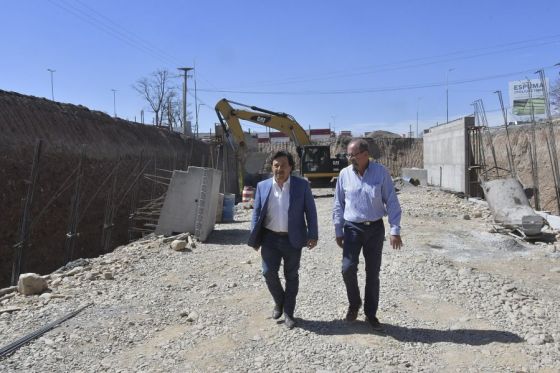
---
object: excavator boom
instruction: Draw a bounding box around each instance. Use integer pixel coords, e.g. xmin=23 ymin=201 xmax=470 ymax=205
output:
xmin=215 ymin=99 xmax=310 ymax=148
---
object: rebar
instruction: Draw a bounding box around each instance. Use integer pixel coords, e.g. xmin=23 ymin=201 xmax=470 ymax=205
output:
xmin=0 ymin=303 xmax=92 ymax=358
xmin=11 ymin=139 xmax=42 ymax=286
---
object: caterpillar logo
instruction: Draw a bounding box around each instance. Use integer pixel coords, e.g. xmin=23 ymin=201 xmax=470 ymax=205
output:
xmin=250 ymin=115 xmax=271 ymax=124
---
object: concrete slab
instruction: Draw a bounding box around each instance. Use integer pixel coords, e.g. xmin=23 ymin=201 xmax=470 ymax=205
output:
xmin=156 ymin=167 xmax=222 ymax=241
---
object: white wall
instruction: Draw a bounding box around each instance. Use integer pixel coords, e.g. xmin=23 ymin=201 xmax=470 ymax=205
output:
xmin=423 ymin=117 xmax=474 ymax=193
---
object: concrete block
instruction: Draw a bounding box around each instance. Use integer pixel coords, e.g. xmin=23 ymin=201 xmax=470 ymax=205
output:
xmin=482 ymin=178 xmax=537 ymax=228
xmin=156 ymin=167 xmax=222 ymax=242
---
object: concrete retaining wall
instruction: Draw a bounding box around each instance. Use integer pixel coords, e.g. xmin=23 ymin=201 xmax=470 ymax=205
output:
xmin=423 ymin=117 xmax=474 ymax=192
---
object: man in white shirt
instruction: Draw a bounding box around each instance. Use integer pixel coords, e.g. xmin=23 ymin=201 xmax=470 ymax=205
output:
xmin=248 ymin=151 xmax=318 ymax=329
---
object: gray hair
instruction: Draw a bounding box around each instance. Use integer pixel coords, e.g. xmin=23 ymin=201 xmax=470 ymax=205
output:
xmin=348 ymin=138 xmax=369 ymax=153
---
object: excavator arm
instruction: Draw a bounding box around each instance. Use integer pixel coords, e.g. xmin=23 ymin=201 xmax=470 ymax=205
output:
xmin=215 ymin=99 xmax=311 ymax=149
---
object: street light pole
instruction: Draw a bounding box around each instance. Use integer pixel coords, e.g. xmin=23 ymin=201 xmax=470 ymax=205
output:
xmin=446 ymin=68 xmax=454 ymax=123
xmin=178 ymin=67 xmax=193 ymax=135
xmin=111 ymin=89 xmax=117 ymax=118
xmin=47 ymin=68 xmax=56 ymax=101
xmin=416 ymin=97 xmax=422 ymax=138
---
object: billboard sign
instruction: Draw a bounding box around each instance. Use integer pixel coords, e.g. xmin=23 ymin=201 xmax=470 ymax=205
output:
xmin=508 ymin=79 xmax=548 ymax=118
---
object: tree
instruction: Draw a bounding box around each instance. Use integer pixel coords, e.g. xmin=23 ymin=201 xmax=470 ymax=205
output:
xmin=133 ymin=69 xmax=178 ymax=127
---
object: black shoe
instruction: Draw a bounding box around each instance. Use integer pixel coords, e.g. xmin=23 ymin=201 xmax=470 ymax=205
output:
xmin=366 ymin=316 xmax=384 ymax=331
xmin=284 ymin=314 xmax=296 ymax=329
xmin=345 ymin=303 xmax=361 ymax=322
xmin=272 ymin=304 xmax=283 ymax=320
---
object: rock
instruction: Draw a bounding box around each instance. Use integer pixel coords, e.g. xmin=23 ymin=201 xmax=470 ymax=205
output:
xmin=17 ymin=273 xmax=48 ymax=295
xmin=501 ymin=284 xmax=516 ymax=293
xmin=549 ymin=267 xmax=560 ymax=273
xmin=463 ymin=214 xmax=471 ymax=220
xmin=180 ymin=310 xmax=189 ymax=317
xmin=186 ymin=311 xmax=199 ymax=322
xmin=171 ymin=240 xmax=187 ymax=251
xmin=0 ymin=306 xmax=21 ymax=314
xmin=103 ymin=272 xmax=114 ymax=280
xmin=527 ymin=335 xmax=547 ymax=345
xmin=66 ymin=266 xmax=84 ymax=276
xmin=473 ymin=212 xmax=483 ymax=218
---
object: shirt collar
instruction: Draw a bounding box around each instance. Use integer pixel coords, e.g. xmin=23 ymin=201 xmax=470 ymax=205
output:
xmin=273 ymin=175 xmax=291 ymax=188
xmin=352 ymin=160 xmax=370 ymax=176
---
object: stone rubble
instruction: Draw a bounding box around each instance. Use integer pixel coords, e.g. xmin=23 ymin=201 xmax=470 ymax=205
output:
xmin=0 ymin=186 xmax=558 ymax=372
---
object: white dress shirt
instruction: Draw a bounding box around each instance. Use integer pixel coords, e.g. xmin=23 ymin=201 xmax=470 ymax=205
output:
xmin=264 ymin=176 xmax=290 ymax=232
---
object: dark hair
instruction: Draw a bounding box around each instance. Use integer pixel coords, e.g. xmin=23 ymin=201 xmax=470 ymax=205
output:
xmin=271 ymin=150 xmax=295 ymax=169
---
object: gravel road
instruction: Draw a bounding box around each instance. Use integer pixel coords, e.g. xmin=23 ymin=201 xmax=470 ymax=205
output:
xmin=1 ymin=186 xmax=559 ymax=372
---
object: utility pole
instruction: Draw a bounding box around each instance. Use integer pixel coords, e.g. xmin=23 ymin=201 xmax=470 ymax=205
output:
xmin=178 ymin=67 xmax=193 ymax=135
xmin=446 ymin=68 xmax=455 ymax=123
xmin=194 ymin=71 xmax=199 ymax=138
xmin=111 ymin=89 xmax=117 ymax=118
xmin=47 ymin=68 xmax=56 ymax=101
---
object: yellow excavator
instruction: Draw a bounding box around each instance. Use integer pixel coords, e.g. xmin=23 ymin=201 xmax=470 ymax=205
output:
xmin=215 ymin=99 xmax=347 ymax=187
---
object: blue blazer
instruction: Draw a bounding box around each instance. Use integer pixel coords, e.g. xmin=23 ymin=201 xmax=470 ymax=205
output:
xmin=247 ymin=176 xmax=318 ymax=249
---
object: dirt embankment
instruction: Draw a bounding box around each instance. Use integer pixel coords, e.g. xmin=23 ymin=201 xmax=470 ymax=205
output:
xmin=489 ymin=123 xmax=560 ymax=214
xmin=0 ymin=90 xmax=237 ymax=288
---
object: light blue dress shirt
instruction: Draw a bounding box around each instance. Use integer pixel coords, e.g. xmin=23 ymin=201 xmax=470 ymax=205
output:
xmin=333 ymin=162 xmax=402 ymax=237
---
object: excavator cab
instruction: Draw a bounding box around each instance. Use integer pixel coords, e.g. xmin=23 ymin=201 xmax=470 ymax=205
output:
xmin=301 ymin=145 xmax=347 ymax=186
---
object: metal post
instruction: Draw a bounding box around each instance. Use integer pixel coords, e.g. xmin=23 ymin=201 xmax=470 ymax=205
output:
xmin=536 ymin=68 xmax=560 ymax=213
xmin=12 ymin=140 xmax=42 ymax=285
xmin=527 ymin=78 xmax=540 ymax=210
xmin=494 ymin=90 xmax=516 ymax=177
xmin=64 ymin=145 xmax=86 ymax=263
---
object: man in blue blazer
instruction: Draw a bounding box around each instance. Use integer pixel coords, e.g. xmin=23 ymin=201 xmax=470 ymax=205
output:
xmin=248 ymin=150 xmax=318 ymax=329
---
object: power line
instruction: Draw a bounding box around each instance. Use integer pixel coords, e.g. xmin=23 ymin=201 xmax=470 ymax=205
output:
xmin=48 ymin=0 xmax=178 ymax=66
xmin=196 ymin=64 xmax=560 ymax=96
xmin=232 ymin=35 xmax=560 ymax=88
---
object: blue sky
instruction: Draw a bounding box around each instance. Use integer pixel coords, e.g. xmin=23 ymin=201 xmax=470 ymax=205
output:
xmin=1 ymin=0 xmax=559 ymax=136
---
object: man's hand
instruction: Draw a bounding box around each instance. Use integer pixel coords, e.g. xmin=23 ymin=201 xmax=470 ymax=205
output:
xmin=335 ymin=236 xmax=343 ymax=248
xmin=390 ymin=235 xmax=403 ymax=250
xmin=307 ymin=239 xmax=317 ymax=250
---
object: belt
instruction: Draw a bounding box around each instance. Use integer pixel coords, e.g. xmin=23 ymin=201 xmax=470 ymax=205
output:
xmin=353 ymin=219 xmax=381 ymax=226
xmin=264 ymin=228 xmax=289 ymax=236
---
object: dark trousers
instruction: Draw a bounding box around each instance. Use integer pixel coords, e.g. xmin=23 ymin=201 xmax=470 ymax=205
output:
xmin=261 ymin=230 xmax=302 ymax=317
xmin=341 ymin=220 xmax=385 ymax=319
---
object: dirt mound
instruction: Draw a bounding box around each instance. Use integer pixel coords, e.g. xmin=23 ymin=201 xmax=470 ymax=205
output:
xmin=366 ymin=130 xmax=402 ymax=139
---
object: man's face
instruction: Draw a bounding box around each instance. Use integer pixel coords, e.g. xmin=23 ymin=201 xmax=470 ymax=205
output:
xmin=272 ymin=156 xmax=292 ymax=183
xmin=346 ymin=143 xmax=368 ymax=168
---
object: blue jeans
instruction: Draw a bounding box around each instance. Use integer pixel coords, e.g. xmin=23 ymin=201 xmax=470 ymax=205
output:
xmin=341 ymin=220 xmax=385 ymax=319
xmin=261 ymin=230 xmax=302 ymax=317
